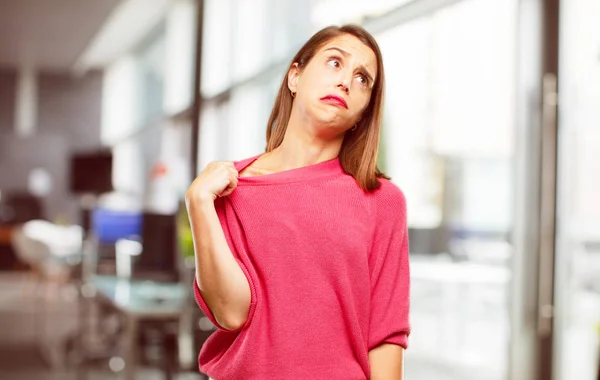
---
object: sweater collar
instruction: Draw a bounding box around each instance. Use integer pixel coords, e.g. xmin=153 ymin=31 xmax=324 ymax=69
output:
xmin=234 ymin=153 xmax=344 ymax=185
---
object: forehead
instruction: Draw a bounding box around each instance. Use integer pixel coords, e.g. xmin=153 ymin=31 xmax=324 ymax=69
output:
xmin=318 ymin=34 xmax=377 ymax=71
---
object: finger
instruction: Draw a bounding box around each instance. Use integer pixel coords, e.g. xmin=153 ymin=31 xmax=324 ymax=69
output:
xmin=226 ymin=164 xmax=239 ymax=177
xmin=223 ymin=178 xmax=237 ymax=195
xmin=220 ymin=174 xmax=238 ymax=197
xmin=230 ymin=170 xmax=239 ymax=185
xmin=220 ymin=184 xmax=235 ymax=197
xmin=230 ymin=167 xmax=239 ymax=179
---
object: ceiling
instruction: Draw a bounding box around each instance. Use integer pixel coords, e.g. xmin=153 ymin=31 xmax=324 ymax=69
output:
xmin=0 ymin=0 xmax=120 ymax=70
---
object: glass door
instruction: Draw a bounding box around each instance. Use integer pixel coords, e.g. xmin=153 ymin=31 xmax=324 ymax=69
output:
xmin=372 ymin=0 xmax=519 ymax=378
xmin=554 ymin=0 xmax=600 ymax=379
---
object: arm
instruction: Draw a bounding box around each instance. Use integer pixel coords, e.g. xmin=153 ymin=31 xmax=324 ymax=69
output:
xmin=186 ymin=162 xmax=251 ymax=331
xmin=368 ymin=344 xmax=404 ymax=380
xmin=368 ymin=183 xmax=411 ymax=376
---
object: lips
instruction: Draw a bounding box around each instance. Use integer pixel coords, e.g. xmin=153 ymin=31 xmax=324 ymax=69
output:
xmin=320 ymin=95 xmax=348 ymax=109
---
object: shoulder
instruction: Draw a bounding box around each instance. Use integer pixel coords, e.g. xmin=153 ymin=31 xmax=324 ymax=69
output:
xmin=368 ymin=178 xmax=407 ymax=222
xmin=372 ymin=178 xmax=406 ymax=208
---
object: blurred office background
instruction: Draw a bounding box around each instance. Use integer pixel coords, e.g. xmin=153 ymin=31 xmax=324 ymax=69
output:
xmin=0 ymin=0 xmax=598 ymax=379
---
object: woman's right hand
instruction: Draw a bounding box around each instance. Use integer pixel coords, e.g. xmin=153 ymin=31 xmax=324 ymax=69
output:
xmin=186 ymin=161 xmax=239 ymax=203
xmin=185 ymin=161 xmax=251 ymax=331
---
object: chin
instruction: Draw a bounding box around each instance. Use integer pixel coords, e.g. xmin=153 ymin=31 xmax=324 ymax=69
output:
xmin=315 ymin=116 xmax=344 ymax=130
xmin=313 ymin=108 xmax=343 ymax=125
xmin=304 ymin=103 xmax=349 ymax=130
xmin=314 ymin=121 xmax=349 ymax=139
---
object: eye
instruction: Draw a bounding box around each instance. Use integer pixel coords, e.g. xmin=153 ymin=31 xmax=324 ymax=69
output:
xmin=327 ymin=57 xmax=341 ymax=69
xmin=356 ymin=74 xmax=368 ymax=86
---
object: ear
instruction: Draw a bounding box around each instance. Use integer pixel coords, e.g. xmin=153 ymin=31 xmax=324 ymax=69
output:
xmin=287 ymin=62 xmax=300 ymax=93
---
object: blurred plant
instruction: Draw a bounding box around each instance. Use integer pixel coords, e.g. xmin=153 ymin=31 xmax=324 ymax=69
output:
xmin=377 ymin=119 xmax=388 ymax=173
xmin=176 ymin=200 xmax=194 ymax=261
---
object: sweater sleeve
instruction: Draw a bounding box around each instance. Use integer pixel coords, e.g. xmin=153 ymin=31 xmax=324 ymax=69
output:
xmin=191 ymin=198 xmax=257 ymax=333
xmin=193 ymin=277 xmax=244 ymax=332
xmin=368 ymin=185 xmax=411 ymax=350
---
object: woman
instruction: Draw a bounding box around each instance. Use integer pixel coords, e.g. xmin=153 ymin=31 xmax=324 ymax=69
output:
xmin=186 ymin=24 xmax=410 ymax=380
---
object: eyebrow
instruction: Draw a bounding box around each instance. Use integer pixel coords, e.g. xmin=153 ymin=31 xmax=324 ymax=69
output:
xmin=324 ymin=46 xmax=376 ymax=84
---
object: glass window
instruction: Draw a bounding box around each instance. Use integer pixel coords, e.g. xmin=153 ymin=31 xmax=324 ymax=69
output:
xmin=198 ymin=99 xmax=231 ymax=170
xmin=137 ymin=26 xmax=166 ymax=126
xmin=101 ymin=55 xmax=143 ymax=145
xmin=231 ymin=0 xmax=270 ymax=82
xmin=227 ymin=83 xmax=271 ymax=160
xmin=201 ymin=0 xmax=234 ymax=97
xmin=375 ymin=0 xmax=516 ymax=377
xmin=163 ymin=0 xmax=198 ymax=115
xmin=429 ymin=0 xmax=514 ymax=158
xmin=311 ymin=0 xmax=414 ymax=28
xmin=378 ymin=17 xmax=438 ymax=228
xmin=112 ymin=140 xmax=144 ymax=195
xmin=555 ymin=0 xmax=600 ymax=378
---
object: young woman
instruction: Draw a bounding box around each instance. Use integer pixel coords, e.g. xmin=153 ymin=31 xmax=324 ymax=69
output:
xmin=186 ymin=24 xmax=410 ymax=380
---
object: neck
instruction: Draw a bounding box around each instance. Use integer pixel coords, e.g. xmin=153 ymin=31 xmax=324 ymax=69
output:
xmin=269 ymin=106 xmax=345 ymax=170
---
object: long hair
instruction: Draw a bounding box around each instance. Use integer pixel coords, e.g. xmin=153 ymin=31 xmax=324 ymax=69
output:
xmin=265 ymin=24 xmax=389 ymax=192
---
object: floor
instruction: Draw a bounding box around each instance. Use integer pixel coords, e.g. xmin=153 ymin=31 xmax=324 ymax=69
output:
xmin=0 ymin=272 xmax=202 ymax=380
xmin=0 ymin=270 xmax=502 ymax=380
xmin=2 ymin=263 xmax=597 ymax=380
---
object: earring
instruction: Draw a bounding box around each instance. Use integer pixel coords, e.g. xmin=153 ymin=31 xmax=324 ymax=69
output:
xmin=291 ymin=90 xmax=296 ymax=98
xmin=350 ymin=125 xmax=357 ymax=131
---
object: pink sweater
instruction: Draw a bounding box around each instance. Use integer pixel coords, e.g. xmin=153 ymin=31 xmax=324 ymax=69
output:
xmin=193 ymin=154 xmax=410 ymax=379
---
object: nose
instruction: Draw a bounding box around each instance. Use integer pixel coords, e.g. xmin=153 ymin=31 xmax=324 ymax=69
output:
xmin=337 ymin=68 xmax=352 ymax=94
xmin=337 ymin=80 xmax=349 ymax=94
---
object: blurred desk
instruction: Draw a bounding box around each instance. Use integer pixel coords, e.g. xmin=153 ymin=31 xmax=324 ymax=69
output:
xmin=91 ymin=275 xmax=186 ymax=318
xmin=88 ymin=275 xmax=187 ymax=380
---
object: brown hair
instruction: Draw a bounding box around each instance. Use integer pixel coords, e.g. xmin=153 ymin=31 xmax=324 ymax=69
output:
xmin=265 ymin=24 xmax=389 ymax=192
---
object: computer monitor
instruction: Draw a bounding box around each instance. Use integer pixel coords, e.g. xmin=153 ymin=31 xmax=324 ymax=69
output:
xmin=69 ymin=151 xmax=113 ymax=195
xmin=135 ymin=212 xmax=179 ymax=281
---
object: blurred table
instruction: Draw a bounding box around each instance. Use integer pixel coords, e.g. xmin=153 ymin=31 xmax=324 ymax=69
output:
xmin=91 ymin=275 xmax=186 ymax=317
xmin=88 ymin=275 xmax=187 ymax=380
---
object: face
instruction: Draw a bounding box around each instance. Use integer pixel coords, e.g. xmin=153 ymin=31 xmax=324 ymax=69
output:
xmin=288 ymin=34 xmax=378 ymax=134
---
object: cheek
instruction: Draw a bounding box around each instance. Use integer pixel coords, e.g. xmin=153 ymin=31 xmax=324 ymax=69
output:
xmin=351 ymin=94 xmax=370 ymax=115
xmin=303 ymin=66 xmax=340 ymax=93
xmin=299 ymin=67 xmax=325 ymax=90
